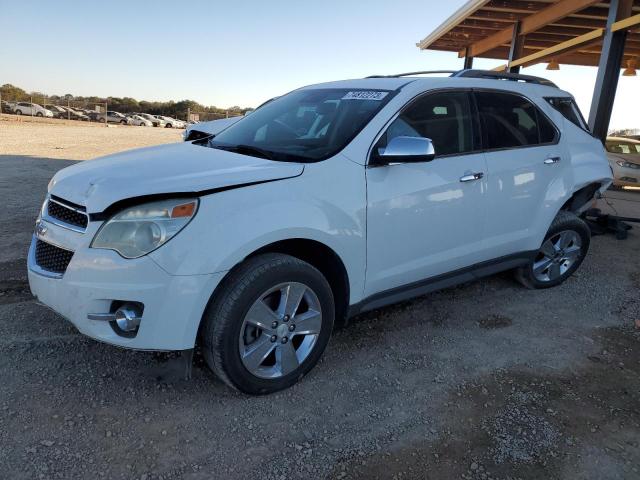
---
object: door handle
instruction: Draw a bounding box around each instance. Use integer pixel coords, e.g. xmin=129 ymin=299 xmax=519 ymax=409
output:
xmin=544 ymin=156 xmax=561 ymax=164
xmin=459 ymin=172 xmax=484 ymax=182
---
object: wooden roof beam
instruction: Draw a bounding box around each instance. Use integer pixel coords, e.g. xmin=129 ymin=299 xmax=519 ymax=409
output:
xmin=508 ymin=28 xmax=605 ymax=68
xmin=459 ymin=0 xmax=604 ymax=58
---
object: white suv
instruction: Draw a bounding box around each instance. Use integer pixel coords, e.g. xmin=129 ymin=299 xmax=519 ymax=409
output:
xmin=28 ymin=70 xmax=612 ymax=394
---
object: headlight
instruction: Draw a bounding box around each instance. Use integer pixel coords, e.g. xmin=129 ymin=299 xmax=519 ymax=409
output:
xmin=616 ymin=160 xmax=640 ymax=169
xmin=91 ymin=198 xmax=198 ymax=258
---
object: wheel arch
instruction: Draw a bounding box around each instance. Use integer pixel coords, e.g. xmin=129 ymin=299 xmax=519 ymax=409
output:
xmin=248 ymin=238 xmax=350 ymax=324
xmin=560 ymin=181 xmax=605 ymax=214
xmin=195 ymin=238 xmax=351 ymax=347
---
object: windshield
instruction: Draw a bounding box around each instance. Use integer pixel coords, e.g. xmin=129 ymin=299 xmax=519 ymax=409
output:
xmin=606 ymin=140 xmax=640 ymax=155
xmin=206 ymin=88 xmax=394 ymax=162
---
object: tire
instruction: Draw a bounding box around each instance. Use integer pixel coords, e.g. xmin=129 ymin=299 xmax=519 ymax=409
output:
xmin=36 ymin=112 xmax=43 ymax=117
xmin=120 ymin=120 xmax=127 ymax=125
xmin=515 ymin=210 xmax=590 ymax=289
xmin=165 ymin=123 xmax=172 ymax=128
xmin=15 ymin=110 xmax=22 ymax=115
xmin=201 ymin=253 xmax=335 ymax=395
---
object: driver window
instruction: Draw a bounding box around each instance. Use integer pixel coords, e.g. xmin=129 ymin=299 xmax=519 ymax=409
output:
xmin=380 ymin=91 xmax=474 ymax=156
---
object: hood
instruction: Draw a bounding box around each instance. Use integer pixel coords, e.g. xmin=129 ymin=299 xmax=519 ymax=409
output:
xmin=49 ymin=142 xmax=304 ymax=213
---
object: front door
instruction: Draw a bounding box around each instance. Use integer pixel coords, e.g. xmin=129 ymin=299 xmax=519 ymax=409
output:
xmin=365 ymin=90 xmax=489 ymax=297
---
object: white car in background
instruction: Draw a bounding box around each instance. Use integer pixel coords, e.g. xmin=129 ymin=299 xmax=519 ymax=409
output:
xmin=13 ymin=102 xmax=54 ymax=117
xmin=155 ymin=116 xmax=185 ymax=129
xmin=28 ymin=70 xmax=612 ymax=395
xmin=128 ymin=114 xmax=153 ymax=127
xmin=135 ymin=113 xmax=165 ymax=127
xmin=605 ymin=136 xmax=640 ymax=188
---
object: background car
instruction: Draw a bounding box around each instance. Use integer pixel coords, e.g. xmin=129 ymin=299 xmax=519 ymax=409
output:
xmin=107 ymin=111 xmax=133 ymax=125
xmin=45 ymin=105 xmax=69 ymax=119
xmin=155 ymin=115 xmax=185 ymax=128
xmin=127 ymin=114 xmax=153 ymax=126
xmin=1 ymin=100 xmax=14 ymax=114
xmin=86 ymin=110 xmax=106 ymax=122
xmin=12 ymin=102 xmax=54 ymax=117
xmin=606 ymin=136 xmax=640 ymax=188
xmin=134 ymin=113 xmax=165 ymax=127
xmin=183 ymin=116 xmax=244 ymax=141
xmin=60 ymin=106 xmax=89 ymax=121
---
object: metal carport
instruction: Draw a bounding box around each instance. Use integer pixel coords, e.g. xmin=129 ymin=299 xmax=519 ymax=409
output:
xmin=416 ymin=0 xmax=640 ymax=142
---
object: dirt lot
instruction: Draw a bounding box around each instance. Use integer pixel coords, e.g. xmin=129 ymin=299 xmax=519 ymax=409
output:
xmin=0 ymin=123 xmax=639 ymax=479
xmin=0 ymin=116 xmax=182 ymax=160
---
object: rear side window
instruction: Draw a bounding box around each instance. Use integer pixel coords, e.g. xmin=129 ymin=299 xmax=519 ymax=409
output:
xmin=475 ymin=91 xmax=558 ymax=149
xmin=546 ymin=97 xmax=589 ymax=131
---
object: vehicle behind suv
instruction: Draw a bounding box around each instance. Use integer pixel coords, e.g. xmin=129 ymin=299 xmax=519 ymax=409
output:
xmin=605 ymin=136 xmax=640 ymax=187
xmin=28 ymin=70 xmax=611 ymax=394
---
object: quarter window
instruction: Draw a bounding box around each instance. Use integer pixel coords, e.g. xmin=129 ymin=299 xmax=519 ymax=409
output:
xmin=475 ymin=92 xmax=557 ymax=149
xmin=378 ymin=91 xmax=475 ymax=157
xmin=546 ymin=97 xmax=589 ymax=131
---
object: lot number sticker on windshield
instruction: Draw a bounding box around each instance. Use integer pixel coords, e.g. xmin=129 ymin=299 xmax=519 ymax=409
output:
xmin=342 ymin=91 xmax=388 ymax=101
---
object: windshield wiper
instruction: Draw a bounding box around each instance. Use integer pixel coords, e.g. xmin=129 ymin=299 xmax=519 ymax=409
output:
xmin=212 ymin=143 xmax=276 ymax=160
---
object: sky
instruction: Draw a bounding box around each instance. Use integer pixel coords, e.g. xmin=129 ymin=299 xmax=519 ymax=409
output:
xmin=1 ymin=0 xmax=637 ymax=129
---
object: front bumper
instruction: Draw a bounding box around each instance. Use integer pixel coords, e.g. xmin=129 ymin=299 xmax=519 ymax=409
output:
xmin=27 ymin=226 xmax=225 ymax=351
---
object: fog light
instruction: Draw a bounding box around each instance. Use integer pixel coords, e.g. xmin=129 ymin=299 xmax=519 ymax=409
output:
xmin=114 ymin=304 xmax=142 ymax=332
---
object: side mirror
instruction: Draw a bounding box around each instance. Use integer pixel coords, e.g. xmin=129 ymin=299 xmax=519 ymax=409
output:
xmin=375 ymin=136 xmax=435 ymax=164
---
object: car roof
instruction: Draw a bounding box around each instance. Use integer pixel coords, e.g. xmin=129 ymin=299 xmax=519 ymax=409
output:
xmin=301 ymin=75 xmax=566 ymax=97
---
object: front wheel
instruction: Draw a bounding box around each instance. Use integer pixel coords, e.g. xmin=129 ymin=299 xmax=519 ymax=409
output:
xmin=515 ymin=210 xmax=590 ymax=289
xmin=201 ymin=253 xmax=334 ymax=395
xmin=36 ymin=111 xmax=43 ymax=117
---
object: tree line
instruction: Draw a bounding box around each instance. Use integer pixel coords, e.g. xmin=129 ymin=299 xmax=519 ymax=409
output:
xmin=0 ymin=83 xmax=250 ymax=119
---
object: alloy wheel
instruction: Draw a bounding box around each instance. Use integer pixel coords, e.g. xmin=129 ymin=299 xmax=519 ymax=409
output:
xmin=239 ymin=282 xmax=322 ymax=379
xmin=532 ymin=230 xmax=582 ymax=282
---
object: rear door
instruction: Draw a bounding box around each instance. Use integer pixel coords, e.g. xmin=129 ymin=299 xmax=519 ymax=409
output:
xmin=474 ymin=90 xmax=568 ymax=258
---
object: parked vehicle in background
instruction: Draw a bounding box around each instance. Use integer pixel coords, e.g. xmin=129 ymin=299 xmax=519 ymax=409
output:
xmin=154 ymin=115 xmax=185 ymax=128
xmin=45 ymin=105 xmax=69 ymax=119
xmin=12 ymin=102 xmax=54 ymax=117
xmin=85 ymin=110 xmax=105 ymax=122
xmin=135 ymin=113 xmax=165 ymax=127
xmin=128 ymin=114 xmax=153 ymax=127
xmin=107 ymin=111 xmax=133 ymax=125
xmin=1 ymin=100 xmax=14 ymax=114
xmin=183 ymin=97 xmax=277 ymax=141
xmin=606 ymin=136 xmax=640 ymax=188
xmin=183 ymin=116 xmax=243 ymax=141
xmin=60 ymin=106 xmax=89 ymax=121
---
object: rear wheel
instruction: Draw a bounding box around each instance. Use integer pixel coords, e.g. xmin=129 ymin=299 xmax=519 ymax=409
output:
xmin=15 ymin=110 xmax=22 ymax=115
xmin=515 ymin=211 xmax=590 ymax=289
xmin=201 ymin=253 xmax=334 ymax=395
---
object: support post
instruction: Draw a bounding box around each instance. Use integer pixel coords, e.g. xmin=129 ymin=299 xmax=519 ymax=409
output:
xmin=463 ymin=47 xmax=473 ymax=69
xmin=588 ymin=0 xmax=632 ymax=143
xmin=507 ymin=21 xmax=524 ymax=73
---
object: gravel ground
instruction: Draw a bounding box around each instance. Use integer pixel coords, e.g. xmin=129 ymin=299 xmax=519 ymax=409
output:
xmin=0 ymin=131 xmax=639 ymax=479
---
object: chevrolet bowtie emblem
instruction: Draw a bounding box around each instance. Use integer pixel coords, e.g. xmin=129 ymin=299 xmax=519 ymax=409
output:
xmin=36 ymin=221 xmax=47 ymax=237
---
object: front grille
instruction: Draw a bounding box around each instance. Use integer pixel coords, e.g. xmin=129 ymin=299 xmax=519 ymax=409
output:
xmin=47 ymin=197 xmax=88 ymax=230
xmin=34 ymin=239 xmax=74 ymax=275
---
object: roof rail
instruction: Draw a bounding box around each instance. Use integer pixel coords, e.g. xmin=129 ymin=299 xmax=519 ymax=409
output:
xmin=451 ymin=69 xmax=558 ymax=88
xmin=366 ymin=70 xmax=458 ymax=78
